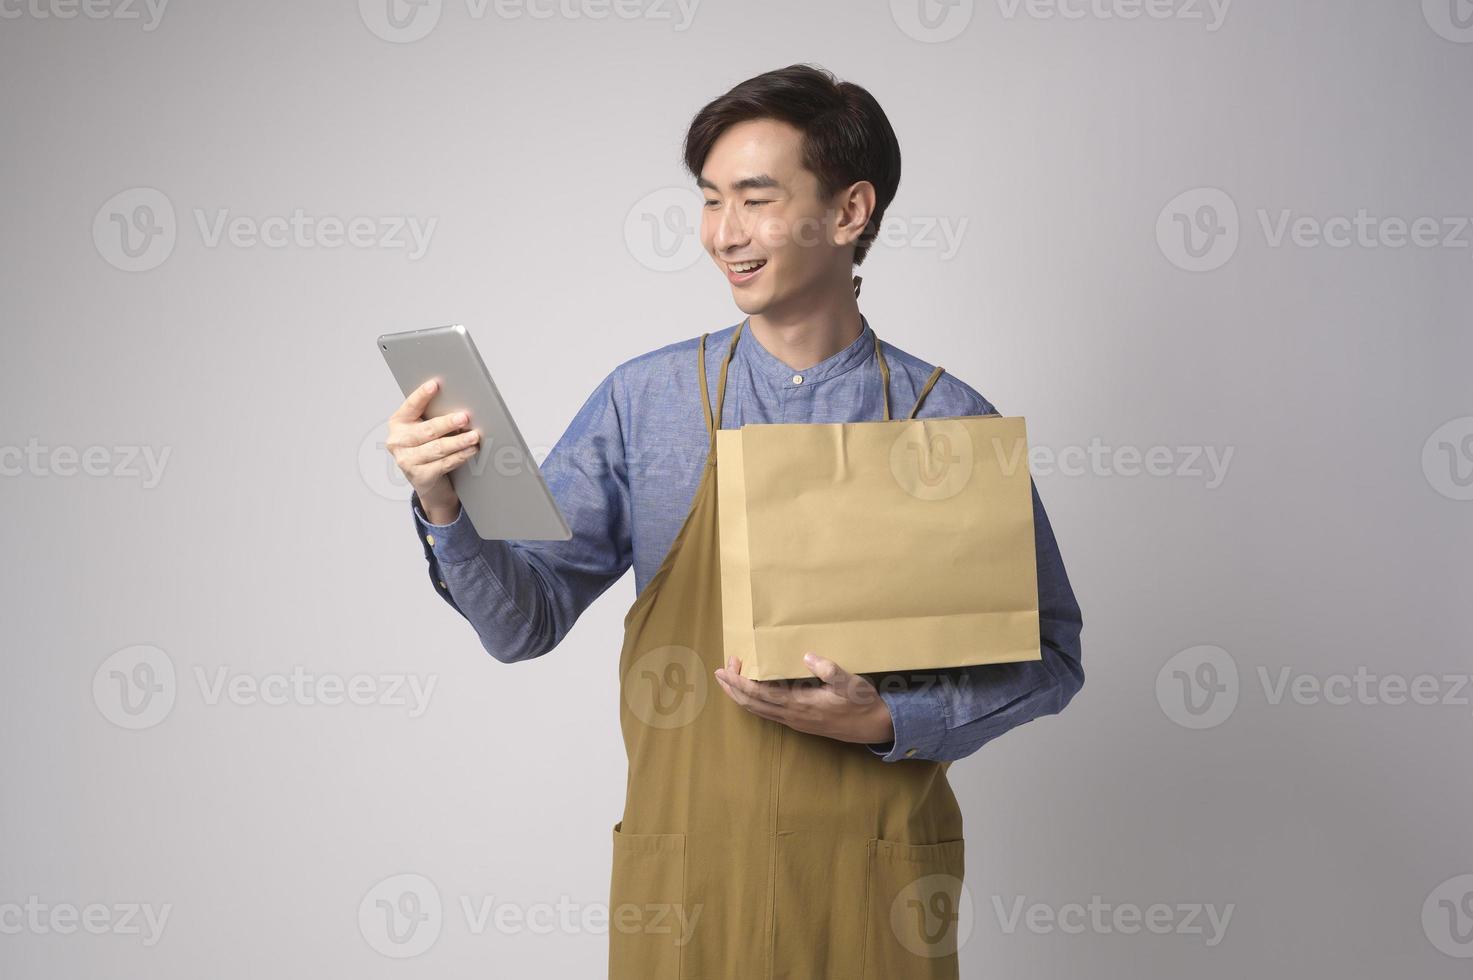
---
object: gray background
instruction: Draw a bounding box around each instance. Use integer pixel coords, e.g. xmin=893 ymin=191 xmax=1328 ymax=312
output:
xmin=2 ymin=0 xmax=1471 ymax=976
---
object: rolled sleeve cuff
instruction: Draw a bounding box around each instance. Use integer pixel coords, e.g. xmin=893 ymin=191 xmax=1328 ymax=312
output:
xmin=411 ymin=495 xmax=484 ymax=565
xmin=868 ymin=681 xmax=949 ymax=763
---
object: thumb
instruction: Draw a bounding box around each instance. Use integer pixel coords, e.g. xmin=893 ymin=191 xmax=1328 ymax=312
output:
xmin=803 ymin=652 xmax=861 ymax=699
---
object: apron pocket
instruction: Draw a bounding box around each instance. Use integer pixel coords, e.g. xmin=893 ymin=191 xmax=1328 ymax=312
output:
xmin=862 ymin=837 xmax=966 ymax=980
xmin=609 ymin=822 xmax=690 ymax=980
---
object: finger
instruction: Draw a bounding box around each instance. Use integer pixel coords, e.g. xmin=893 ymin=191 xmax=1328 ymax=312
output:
xmin=430 ymin=444 xmax=480 ymax=478
xmin=402 ymin=429 xmax=480 ymax=467
xmin=386 ymin=412 xmax=467 ymax=455
xmin=410 ymin=411 xmax=470 ymax=448
xmin=803 ymin=651 xmax=877 ymax=704
xmin=803 ymin=652 xmax=849 ymax=687
xmin=716 ymin=674 xmax=788 ymax=721
xmin=714 ymin=671 xmax=755 ymax=708
xmin=718 ymin=656 xmax=790 ymax=706
xmin=390 ymin=378 xmax=441 ymax=422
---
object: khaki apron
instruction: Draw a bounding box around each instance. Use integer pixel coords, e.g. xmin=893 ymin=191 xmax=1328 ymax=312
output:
xmin=612 ymin=319 xmax=966 ymax=980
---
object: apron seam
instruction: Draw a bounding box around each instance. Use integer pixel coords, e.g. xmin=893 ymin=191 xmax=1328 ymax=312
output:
xmin=763 ymin=724 xmax=783 ymax=979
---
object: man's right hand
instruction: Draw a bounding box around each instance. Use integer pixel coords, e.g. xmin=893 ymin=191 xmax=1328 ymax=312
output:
xmin=386 ymin=378 xmax=481 ymax=525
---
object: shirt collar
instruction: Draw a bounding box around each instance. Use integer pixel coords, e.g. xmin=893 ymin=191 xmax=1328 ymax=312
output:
xmin=736 ymin=313 xmax=877 ymax=389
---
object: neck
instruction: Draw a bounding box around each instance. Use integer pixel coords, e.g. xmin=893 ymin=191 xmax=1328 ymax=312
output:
xmin=747 ymin=277 xmax=863 ymax=373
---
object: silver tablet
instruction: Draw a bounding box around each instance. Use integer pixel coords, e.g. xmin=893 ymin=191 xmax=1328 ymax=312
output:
xmin=378 ymin=325 xmax=572 ymax=541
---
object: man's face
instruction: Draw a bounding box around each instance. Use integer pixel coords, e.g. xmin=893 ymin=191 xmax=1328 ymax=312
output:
xmin=697 ymin=118 xmax=849 ymax=315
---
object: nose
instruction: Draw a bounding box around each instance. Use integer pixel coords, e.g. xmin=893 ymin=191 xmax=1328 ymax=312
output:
xmin=708 ymin=200 xmax=749 ymax=256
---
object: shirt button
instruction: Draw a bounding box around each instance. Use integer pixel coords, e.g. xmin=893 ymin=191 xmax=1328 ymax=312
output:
xmin=792 ymin=373 xmax=803 ymax=384
xmin=904 ymin=748 xmax=918 ymax=758
xmin=425 ymin=534 xmax=435 ymax=547
xmin=438 ymin=580 xmax=448 ymax=589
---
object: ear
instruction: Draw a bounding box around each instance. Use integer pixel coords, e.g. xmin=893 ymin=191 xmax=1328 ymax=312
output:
xmin=832 ymin=180 xmax=877 ymax=249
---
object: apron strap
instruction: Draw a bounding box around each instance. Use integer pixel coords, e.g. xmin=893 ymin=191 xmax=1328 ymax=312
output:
xmin=908 ymin=365 xmax=945 ymax=419
xmin=700 ymin=318 xmax=747 ymax=451
xmin=873 ymin=333 xmax=893 ymax=421
xmin=873 ymin=333 xmax=945 ymax=421
xmin=704 ymin=320 xmax=936 ymax=435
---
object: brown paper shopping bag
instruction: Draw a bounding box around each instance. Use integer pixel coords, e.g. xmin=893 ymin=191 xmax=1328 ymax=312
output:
xmin=717 ymin=415 xmax=1040 ymax=681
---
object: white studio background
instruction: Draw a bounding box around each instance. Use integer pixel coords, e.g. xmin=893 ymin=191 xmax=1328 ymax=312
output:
xmin=2 ymin=1 xmax=1471 ymax=978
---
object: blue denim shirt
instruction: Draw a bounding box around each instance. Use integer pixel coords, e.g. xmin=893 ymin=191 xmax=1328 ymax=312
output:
xmin=411 ymin=314 xmax=1084 ymax=763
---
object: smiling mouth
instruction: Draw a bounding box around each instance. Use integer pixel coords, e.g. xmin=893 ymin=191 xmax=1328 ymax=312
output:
xmin=725 ymin=259 xmax=768 ymax=282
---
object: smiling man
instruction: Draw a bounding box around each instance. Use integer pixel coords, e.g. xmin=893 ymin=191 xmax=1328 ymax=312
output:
xmin=386 ymin=63 xmax=1084 ymax=979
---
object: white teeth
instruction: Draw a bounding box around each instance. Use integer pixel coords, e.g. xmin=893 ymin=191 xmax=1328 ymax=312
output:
xmin=730 ymin=260 xmax=766 ymax=273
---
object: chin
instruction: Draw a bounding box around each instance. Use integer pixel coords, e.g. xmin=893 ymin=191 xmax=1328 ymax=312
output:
xmin=731 ymin=292 xmax=769 ymax=315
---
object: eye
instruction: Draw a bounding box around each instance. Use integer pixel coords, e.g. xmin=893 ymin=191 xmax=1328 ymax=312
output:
xmin=702 ymin=199 xmax=720 ymax=208
xmin=745 ymin=200 xmax=772 ymax=208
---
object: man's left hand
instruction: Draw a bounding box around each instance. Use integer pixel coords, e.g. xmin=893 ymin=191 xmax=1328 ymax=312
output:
xmin=713 ymin=652 xmax=895 ymax=745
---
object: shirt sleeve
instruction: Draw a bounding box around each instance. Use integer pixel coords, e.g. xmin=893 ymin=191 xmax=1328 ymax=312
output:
xmin=410 ymin=368 xmax=633 ymax=662
xmin=866 ymin=387 xmax=1085 ymax=763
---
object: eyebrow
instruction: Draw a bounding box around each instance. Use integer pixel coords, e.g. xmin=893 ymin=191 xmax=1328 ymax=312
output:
xmin=696 ymin=174 xmax=783 ymax=193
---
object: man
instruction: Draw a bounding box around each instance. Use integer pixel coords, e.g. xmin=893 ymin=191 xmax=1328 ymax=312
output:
xmin=386 ymin=63 xmax=1083 ymax=979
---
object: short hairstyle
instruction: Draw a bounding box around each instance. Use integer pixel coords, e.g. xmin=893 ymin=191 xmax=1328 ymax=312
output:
xmin=682 ymin=63 xmax=902 ymax=267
